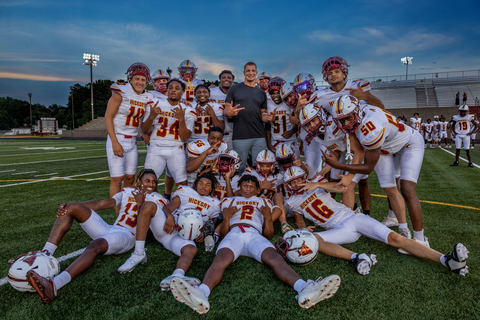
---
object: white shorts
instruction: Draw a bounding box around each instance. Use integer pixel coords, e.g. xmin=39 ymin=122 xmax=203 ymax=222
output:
xmin=471 ymin=133 xmax=476 ymax=140
xmin=374 ymin=131 xmax=424 ymax=188
xmin=304 ymin=139 xmax=325 ymax=179
xmin=216 ymin=226 xmax=274 ymax=263
xmin=352 ymin=173 xmax=369 ymax=184
xmin=149 ymin=203 xmax=195 ymax=256
xmin=106 ymin=135 xmax=138 ymax=177
xmin=424 ymin=133 xmax=432 ymax=141
xmin=144 ymin=145 xmax=187 ymax=182
xmin=455 ymin=135 xmax=471 ymax=150
xmin=439 ymin=131 xmax=447 ymax=139
xmin=316 ymin=213 xmax=393 ymax=245
xmin=80 ymin=210 xmax=135 ymax=255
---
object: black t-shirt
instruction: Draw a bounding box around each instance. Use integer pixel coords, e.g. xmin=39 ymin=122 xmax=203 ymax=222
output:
xmin=225 ymin=83 xmax=267 ymax=140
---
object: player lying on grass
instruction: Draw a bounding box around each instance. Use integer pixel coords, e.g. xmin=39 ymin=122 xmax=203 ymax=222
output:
xmin=118 ymin=172 xmax=220 ymax=292
xmin=25 ymin=169 xmax=164 ymax=304
xmin=169 ymin=175 xmax=341 ymax=315
xmin=283 ymin=166 xmax=469 ymax=276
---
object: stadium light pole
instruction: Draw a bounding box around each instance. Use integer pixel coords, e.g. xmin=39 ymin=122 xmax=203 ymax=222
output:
xmin=83 ymin=53 xmax=100 ymax=121
xmin=401 ymin=57 xmax=413 ymax=81
xmin=28 ymin=93 xmax=32 ymax=127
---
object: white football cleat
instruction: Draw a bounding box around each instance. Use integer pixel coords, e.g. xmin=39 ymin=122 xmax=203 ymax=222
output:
xmin=170 ymin=277 xmax=210 ymax=314
xmin=381 ymin=216 xmax=398 ymax=228
xmin=160 ymin=275 xmax=201 ymax=292
xmin=117 ymin=252 xmax=146 ymax=274
xmin=445 ymin=243 xmax=469 ymax=276
xmin=297 ymin=275 xmax=341 ymax=309
xmin=398 ymin=237 xmax=430 ymax=255
xmin=354 ymin=253 xmax=377 ymax=275
xmin=398 ymin=228 xmax=412 ymax=239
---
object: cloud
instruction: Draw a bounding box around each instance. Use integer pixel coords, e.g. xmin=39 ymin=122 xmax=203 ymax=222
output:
xmin=0 ymin=72 xmax=77 ymax=81
xmin=307 ymin=31 xmax=365 ymax=45
xmin=193 ymin=59 xmax=236 ymax=78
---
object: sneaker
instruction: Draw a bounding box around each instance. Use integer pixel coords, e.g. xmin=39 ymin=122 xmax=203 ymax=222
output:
xmin=117 ymin=251 xmax=147 ymax=274
xmin=468 ymin=162 xmax=474 ymax=168
xmin=398 ymin=228 xmax=412 ymax=239
xmin=26 ymin=270 xmax=57 ymax=304
xmin=170 ymin=276 xmax=210 ymax=314
xmin=398 ymin=237 xmax=430 ymax=254
xmin=281 ymin=222 xmax=294 ymax=234
xmin=445 ymin=243 xmax=469 ymax=276
xmin=353 ymin=254 xmax=377 ymax=275
xmin=450 ymin=161 xmax=459 ymax=166
xmin=296 ymin=275 xmax=341 ymax=309
xmin=160 ymin=275 xmax=201 ymax=292
xmin=381 ymin=216 xmax=398 ymax=228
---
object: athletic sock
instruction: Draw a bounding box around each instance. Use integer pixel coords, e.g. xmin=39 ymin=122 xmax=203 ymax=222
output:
xmin=294 ymin=279 xmax=307 ymax=293
xmin=440 ymin=255 xmax=447 ymax=267
xmin=363 ymin=209 xmax=370 ymax=216
xmin=172 ymin=268 xmax=185 ymax=277
xmin=387 ymin=209 xmax=396 ymax=219
xmin=199 ymin=284 xmax=211 ymax=298
xmin=413 ymin=230 xmax=425 ymax=241
xmin=353 ymin=203 xmax=358 ymax=210
xmin=134 ymin=241 xmax=145 ymax=255
xmin=164 ymin=194 xmax=171 ymax=201
xmin=43 ymin=242 xmax=57 ymax=255
xmin=398 ymin=223 xmax=408 ymax=229
xmin=53 ymin=271 xmax=72 ymax=290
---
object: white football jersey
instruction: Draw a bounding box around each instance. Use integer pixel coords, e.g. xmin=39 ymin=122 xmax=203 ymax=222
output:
xmin=266 ymin=100 xmax=296 ymax=144
xmin=110 ymin=82 xmax=153 ymax=136
xmin=178 ymin=78 xmax=204 ymax=102
xmin=172 ymin=186 xmax=220 ymax=222
xmin=220 ymin=196 xmax=273 ymax=232
xmin=112 ymin=188 xmax=167 ymax=235
xmin=423 ymin=123 xmax=433 ymax=134
xmin=149 ymin=90 xmax=168 ymax=99
xmin=189 ymin=101 xmax=225 ymax=142
xmin=453 ymin=114 xmax=475 ymax=134
xmin=314 ymin=79 xmax=371 ymax=114
xmin=286 ymin=185 xmax=353 ymax=230
xmin=298 ymin=93 xmax=320 ymax=144
xmin=410 ymin=118 xmax=422 ymax=132
xmin=215 ymin=174 xmax=241 ymax=200
xmin=439 ymin=121 xmax=448 ymax=133
xmin=354 ymin=106 xmax=414 ymax=155
xmin=209 ymin=86 xmax=233 ymax=135
xmin=312 ymin=117 xmax=347 ymax=153
xmin=144 ymin=98 xmax=197 ymax=148
xmin=243 ymin=168 xmax=284 ymax=200
xmin=186 ymin=139 xmax=228 ymax=186
xmin=432 ymin=121 xmax=440 ymax=133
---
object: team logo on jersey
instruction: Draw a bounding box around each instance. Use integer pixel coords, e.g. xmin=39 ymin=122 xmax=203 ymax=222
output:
xmin=296 ymin=241 xmax=314 ymax=256
xmin=23 ymin=255 xmax=37 ymax=267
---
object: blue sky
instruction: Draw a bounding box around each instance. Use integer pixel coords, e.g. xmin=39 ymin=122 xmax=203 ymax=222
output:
xmin=1 ymin=0 xmax=479 ymax=107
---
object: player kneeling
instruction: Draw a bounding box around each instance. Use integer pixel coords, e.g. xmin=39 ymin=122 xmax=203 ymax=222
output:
xmin=283 ymin=167 xmax=469 ymax=276
xmin=21 ymin=169 xmax=161 ymax=303
xmin=169 ymin=175 xmax=341 ymax=315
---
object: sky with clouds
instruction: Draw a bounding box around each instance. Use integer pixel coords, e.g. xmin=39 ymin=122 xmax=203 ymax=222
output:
xmin=1 ymin=0 xmax=479 ymax=107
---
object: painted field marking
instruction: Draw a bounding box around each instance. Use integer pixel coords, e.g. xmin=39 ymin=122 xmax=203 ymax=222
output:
xmin=0 ymin=169 xmax=16 ymax=173
xmin=0 ymin=149 xmax=105 ymax=157
xmin=11 ymin=171 xmax=37 ymax=175
xmin=364 ymin=193 xmax=480 ymax=211
xmin=440 ymin=147 xmax=480 ymax=168
xmin=34 ymin=173 xmax=59 ymax=177
xmin=0 ymin=155 xmax=105 ymax=166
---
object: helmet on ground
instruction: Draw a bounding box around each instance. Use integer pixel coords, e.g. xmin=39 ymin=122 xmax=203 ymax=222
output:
xmin=176 ymin=209 xmax=204 ymax=240
xmin=331 ymin=95 xmax=363 ymax=134
xmin=178 ymin=60 xmax=198 ymax=81
xmin=283 ymin=166 xmax=307 ymax=195
xmin=126 ymin=63 xmax=151 ymax=83
xmin=322 ymin=56 xmax=350 ymax=82
xmin=255 ymin=150 xmax=277 ymax=176
xmin=274 ymin=229 xmax=319 ymax=265
xmin=217 ymin=150 xmax=241 ymax=172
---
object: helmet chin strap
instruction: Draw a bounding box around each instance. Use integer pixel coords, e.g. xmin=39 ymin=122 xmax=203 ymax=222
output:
xmin=345 ymin=133 xmax=354 ymax=162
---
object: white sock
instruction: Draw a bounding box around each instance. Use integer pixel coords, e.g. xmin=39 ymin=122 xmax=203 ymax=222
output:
xmin=398 ymin=223 xmax=408 ymax=230
xmin=413 ymin=230 xmax=425 ymax=241
xmin=294 ymin=279 xmax=307 ymax=293
xmin=172 ymin=268 xmax=185 ymax=277
xmin=43 ymin=242 xmax=57 ymax=255
xmin=134 ymin=241 xmax=145 ymax=255
xmin=387 ymin=209 xmax=396 ymax=219
xmin=199 ymin=284 xmax=211 ymax=297
xmin=440 ymin=255 xmax=447 ymax=267
xmin=53 ymin=271 xmax=71 ymax=290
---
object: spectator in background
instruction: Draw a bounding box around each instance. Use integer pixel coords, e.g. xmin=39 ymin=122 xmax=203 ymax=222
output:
xmin=463 ymin=92 xmax=467 ymax=105
xmin=455 ymin=92 xmax=460 ymax=107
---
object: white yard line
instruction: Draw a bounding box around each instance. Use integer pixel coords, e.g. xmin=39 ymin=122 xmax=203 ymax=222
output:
xmin=0 ymin=149 xmax=104 ymax=157
xmin=0 ymin=155 xmax=105 ymax=166
xmin=440 ymin=148 xmax=480 ymax=168
xmin=0 ymin=170 xmax=110 ymax=188
xmin=86 ymin=176 xmax=110 ymax=181
xmin=11 ymin=171 xmax=37 ymax=175
xmin=0 ymin=169 xmax=16 ymax=173
xmin=34 ymin=173 xmax=58 ymax=177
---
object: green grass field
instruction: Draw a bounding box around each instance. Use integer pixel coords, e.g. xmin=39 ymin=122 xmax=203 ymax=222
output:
xmin=0 ymin=138 xmax=479 ymax=320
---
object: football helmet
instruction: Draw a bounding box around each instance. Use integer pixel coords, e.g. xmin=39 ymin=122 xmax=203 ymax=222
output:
xmin=458 ymin=104 xmax=469 ymax=113
xmin=267 ymin=77 xmax=286 ymax=93
xmin=283 ymin=166 xmax=307 ymax=195
xmin=126 ymin=63 xmax=151 ymax=83
xmin=8 ymin=251 xmax=60 ymax=292
xmin=293 ymin=73 xmax=316 ymax=99
xmin=178 ymin=60 xmax=198 ymax=81
xmin=255 ymin=150 xmax=277 ymax=176
xmin=217 ymin=150 xmax=241 ymax=172
xmin=299 ymin=104 xmax=328 ymax=138
xmin=274 ymin=229 xmax=319 ymax=265
xmin=275 ymin=143 xmax=295 ymax=170
xmin=176 ymin=209 xmax=204 ymax=241
xmin=322 ymin=56 xmax=350 ymax=82
xmin=331 ymin=95 xmax=363 ymax=134
xmin=151 ymin=69 xmax=171 ymax=94
xmin=258 ymin=72 xmax=272 ymax=91
xmin=281 ymin=84 xmax=298 ymax=109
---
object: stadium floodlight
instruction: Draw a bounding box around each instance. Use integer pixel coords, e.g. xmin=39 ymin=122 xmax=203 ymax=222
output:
xmin=83 ymin=53 xmax=100 ymax=120
xmin=401 ymin=57 xmax=413 ymax=81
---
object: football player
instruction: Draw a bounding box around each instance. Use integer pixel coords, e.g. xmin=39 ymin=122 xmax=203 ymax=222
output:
xmin=212 ymin=150 xmax=243 ymax=200
xmin=438 ymin=116 xmax=449 ymax=147
xmin=423 ymin=119 xmax=434 ymax=148
xmin=169 ymin=175 xmax=341 ymax=315
xmin=450 ymin=105 xmax=479 ymax=167
xmin=471 ymin=114 xmax=477 ymax=148
xmin=105 ymin=63 xmax=153 ymax=210
xmin=141 ymin=79 xmax=197 ymax=185
xmin=186 ymin=126 xmax=228 ymax=186
xmin=409 ymin=113 xmax=422 ymax=134
xmin=284 ymin=166 xmax=469 ymax=276
xmin=210 ymin=70 xmax=235 ymax=149
xmin=325 ymin=95 xmax=429 ymax=250
xmin=150 ymin=69 xmax=171 ymax=99
xmin=432 ymin=115 xmax=440 ymax=148
xmin=177 ymin=60 xmax=204 ymax=102
xmin=189 ymin=84 xmax=225 ymax=143
xmin=25 ymin=169 xmax=163 ymax=303
xmin=257 ymin=71 xmax=272 ymax=96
